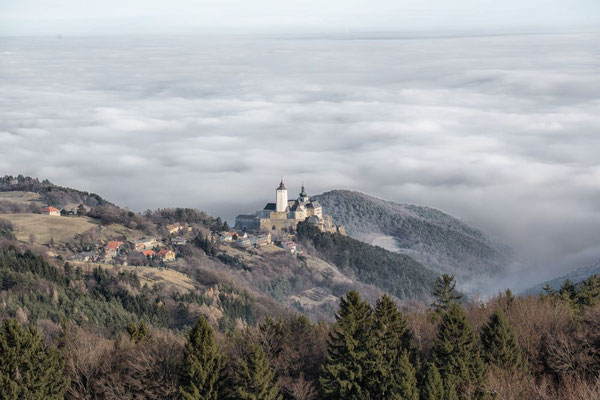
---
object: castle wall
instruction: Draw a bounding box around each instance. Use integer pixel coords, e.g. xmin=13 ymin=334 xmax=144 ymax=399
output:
xmin=269 ymin=211 xmax=288 ymax=219
xmin=259 ymin=217 xmax=298 ymax=231
xmin=234 ymin=216 xmax=260 ymax=232
xmin=237 ymin=181 xmax=345 ymax=236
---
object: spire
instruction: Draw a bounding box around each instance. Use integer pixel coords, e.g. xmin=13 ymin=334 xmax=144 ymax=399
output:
xmin=277 ymin=177 xmax=287 ymax=191
xmin=299 ymin=181 xmax=307 ymax=197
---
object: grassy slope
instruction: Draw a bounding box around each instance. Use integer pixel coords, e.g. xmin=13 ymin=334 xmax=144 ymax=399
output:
xmin=0 ymin=214 xmax=98 ymax=243
xmin=0 ymin=213 xmax=146 ymax=245
xmin=71 ymin=261 xmax=196 ymax=294
xmin=0 ymin=191 xmax=45 ymax=206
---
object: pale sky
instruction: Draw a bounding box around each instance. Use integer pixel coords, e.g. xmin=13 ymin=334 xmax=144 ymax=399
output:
xmin=0 ymin=3 xmax=599 ymax=289
xmin=1 ymin=0 xmax=599 ymax=36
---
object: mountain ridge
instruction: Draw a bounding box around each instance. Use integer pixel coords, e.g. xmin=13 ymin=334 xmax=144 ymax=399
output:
xmin=314 ymin=189 xmax=513 ymax=285
xmin=523 ymin=259 xmax=600 ymax=295
xmin=0 ymin=176 xmax=439 ymax=325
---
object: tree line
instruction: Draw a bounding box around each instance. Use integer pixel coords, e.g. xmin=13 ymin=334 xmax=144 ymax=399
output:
xmin=2 ymin=272 xmax=600 ymax=399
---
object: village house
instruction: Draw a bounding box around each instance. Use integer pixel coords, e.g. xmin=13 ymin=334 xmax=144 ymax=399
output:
xmin=219 ymin=231 xmax=246 ymax=243
xmin=253 ymin=233 xmax=272 ymax=247
xmin=40 ymin=206 xmax=60 ymax=216
xmin=73 ymin=251 xmax=97 ymax=262
xmin=234 ymin=237 xmax=252 ymax=249
xmin=167 ymin=223 xmax=183 ymax=235
xmin=133 ymin=238 xmax=158 ymax=251
xmin=142 ymin=249 xmax=155 ymax=259
xmin=234 ymin=232 xmax=272 ymax=249
xmin=157 ymin=249 xmax=176 ymax=262
xmin=172 ymin=237 xmax=187 ymax=246
xmin=280 ymin=241 xmax=298 ymax=255
xmin=105 ymin=241 xmax=124 ymax=258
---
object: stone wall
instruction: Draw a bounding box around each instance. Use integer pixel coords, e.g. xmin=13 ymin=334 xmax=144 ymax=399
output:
xmin=234 ymin=216 xmax=260 ymax=232
xmin=259 ymin=217 xmax=298 ymax=232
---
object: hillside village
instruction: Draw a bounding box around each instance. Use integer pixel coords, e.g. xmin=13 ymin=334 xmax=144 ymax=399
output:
xmin=3 ymin=200 xmax=305 ymax=267
xmin=0 ymin=175 xmax=441 ymax=323
xmin=0 ymin=179 xmax=342 ymax=270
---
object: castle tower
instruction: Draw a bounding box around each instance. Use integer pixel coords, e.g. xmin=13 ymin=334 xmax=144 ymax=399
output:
xmin=276 ymin=179 xmax=288 ymax=213
xmin=299 ymin=182 xmax=309 ymax=203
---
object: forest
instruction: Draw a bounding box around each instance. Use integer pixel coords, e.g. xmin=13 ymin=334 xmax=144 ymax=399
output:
xmin=1 ymin=242 xmax=600 ymax=399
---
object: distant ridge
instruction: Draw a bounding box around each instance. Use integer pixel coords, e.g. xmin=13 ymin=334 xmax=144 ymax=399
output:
xmin=523 ymin=259 xmax=600 ymax=295
xmin=314 ymin=190 xmax=513 ymax=282
xmin=0 ymin=175 xmax=112 ymax=208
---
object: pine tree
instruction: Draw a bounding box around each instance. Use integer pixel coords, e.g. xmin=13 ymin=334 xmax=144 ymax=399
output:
xmin=389 ymin=352 xmax=419 ymax=400
xmin=444 ymin=382 xmax=459 ymax=400
xmin=233 ymin=344 xmax=282 ymax=400
xmin=179 ymin=316 xmax=223 ymax=400
xmin=541 ymin=283 xmax=555 ymax=299
xmin=577 ymin=275 xmax=600 ymax=307
xmin=420 ymin=363 xmax=444 ymax=400
xmin=480 ymin=310 xmax=521 ymax=369
xmin=127 ymin=321 xmax=148 ymax=344
xmin=0 ymin=319 xmax=68 ymax=400
xmin=372 ymin=294 xmax=414 ymax=399
xmin=431 ymin=304 xmax=485 ymax=399
xmin=320 ymin=291 xmax=376 ymax=400
xmin=559 ymin=279 xmax=577 ymax=309
xmin=432 ymin=274 xmax=462 ymax=314
xmin=374 ymin=294 xmax=411 ymax=356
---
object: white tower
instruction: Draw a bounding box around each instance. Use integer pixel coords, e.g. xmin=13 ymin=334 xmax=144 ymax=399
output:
xmin=276 ymin=179 xmax=288 ymax=213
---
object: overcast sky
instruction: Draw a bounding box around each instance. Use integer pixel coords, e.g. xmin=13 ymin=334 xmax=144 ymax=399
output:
xmin=1 ymin=3 xmax=599 ymax=288
xmin=1 ymin=0 xmax=599 ymax=36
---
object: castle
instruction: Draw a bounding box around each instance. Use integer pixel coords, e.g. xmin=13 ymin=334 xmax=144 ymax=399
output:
xmin=235 ymin=180 xmax=345 ymax=235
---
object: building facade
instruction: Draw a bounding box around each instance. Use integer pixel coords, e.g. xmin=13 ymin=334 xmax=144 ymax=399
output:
xmin=235 ymin=180 xmax=344 ymax=234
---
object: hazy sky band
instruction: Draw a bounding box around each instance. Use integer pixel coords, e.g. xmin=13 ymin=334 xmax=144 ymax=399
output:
xmin=1 ymin=0 xmax=599 ymax=36
xmin=1 ymin=32 xmax=599 ymax=288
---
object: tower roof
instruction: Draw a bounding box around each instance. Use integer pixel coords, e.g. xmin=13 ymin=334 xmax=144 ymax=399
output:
xmin=299 ymin=182 xmax=307 ymax=197
xmin=277 ymin=179 xmax=287 ymax=191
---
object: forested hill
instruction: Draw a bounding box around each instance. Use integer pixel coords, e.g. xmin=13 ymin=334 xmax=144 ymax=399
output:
xmin=315 ymin=190 xmax=512 ymax=281
xmin=0 ymin=177 xmax=440 ymax=326
xmin=523 ymin=259 xmax=600 ymax=294
xmin=295 ymin=221 xmax=437 ymax=301
xmin=0 ymin=175 xmax=111 ymax=208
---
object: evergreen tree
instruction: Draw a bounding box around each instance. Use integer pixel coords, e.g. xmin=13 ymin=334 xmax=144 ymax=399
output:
xmin=559 ymin=279 xmax=577 ymax=308
xmin=431 ymin=304 xmax=485 ymax=399
xmin=577 ymin=275 xmax=600 ymax=307
xmin=420 ymin=363 xmax=444 ymax=400
xmin=0 ymin=319 xmax=68 ymax=400
xmin=390 ymin=352 xmax=419 ymax=400
xmin=499 ymin=289 xmax=515 ymax=311
xmin=372 ymin=294 xmax=414 ymax=399
xmin=179 ymin=316 xmax=223 ymax=400
xmin=320 ymin=291 xmax=376 ymax=400
xmin=444 ymin=382 xmax=458 ymax=400
xmin=127 ymin=321 xmax=148 ymax=344
xmin=233 ymin=344 xmax=282 ymax=400
xmin=432 ymin=275 xmax=462 ymax=314
xmin=480 ymin=310 xmax=521 ymax=369
xmin=541 ymin=283 xmax=555 ymax=299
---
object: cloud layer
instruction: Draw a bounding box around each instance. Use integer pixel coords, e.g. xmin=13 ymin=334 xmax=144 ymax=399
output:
xmin=1 ymin=32 xmax=599 ymax=287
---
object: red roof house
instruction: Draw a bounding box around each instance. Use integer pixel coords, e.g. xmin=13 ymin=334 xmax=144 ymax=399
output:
xmin=41 ymin=206 xmax=60 ymax=216
xmin=106 ymin=241 xmax=124 ymax=250
xmin=157 ymin=249 xmax=176 ymax=262
xmin=142 ymin=250 xmax=155 ymax=258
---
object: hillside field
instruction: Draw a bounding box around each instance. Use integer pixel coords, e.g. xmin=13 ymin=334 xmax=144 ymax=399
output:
xmin=0 ymin=191 xmax=44 ymax=206
xmin=0 ymin=213 xmax=145 ymax=244
xmin=71 ymin=261 xmax=196 ymax=294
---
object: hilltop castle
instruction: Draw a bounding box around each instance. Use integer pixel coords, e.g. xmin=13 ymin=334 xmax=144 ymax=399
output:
xmin=235 ymin=180 xmax=345 ymax=234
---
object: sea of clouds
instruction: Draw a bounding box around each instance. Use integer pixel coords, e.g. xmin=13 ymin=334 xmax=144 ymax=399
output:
xmin=1 ymin=32 xmax=599 ymax=288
